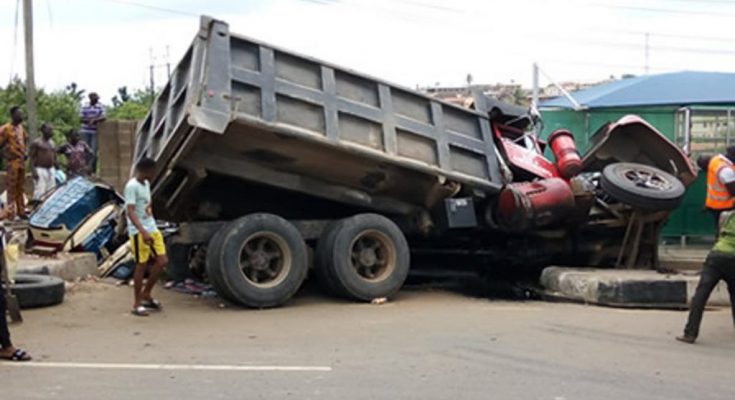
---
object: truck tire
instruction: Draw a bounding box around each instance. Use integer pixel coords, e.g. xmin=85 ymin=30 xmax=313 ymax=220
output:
xmin=207 ymin=214 xmax=308 ymax=308
xmin=314 ymin=220 xmax=347 ymax=296
xmin=205 ymin=222 xmax=240 ymax=304
xmin=601 ymin=162 xmax=686 ymax=210
xmin=2 ymin=274 xmax=65 ymax=309
xmin=316 ymin=213 xmax=410 ymax=301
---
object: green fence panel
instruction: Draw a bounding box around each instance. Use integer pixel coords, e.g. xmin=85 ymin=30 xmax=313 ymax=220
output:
xmin=541 ymin=107 xmax=713 ymax=239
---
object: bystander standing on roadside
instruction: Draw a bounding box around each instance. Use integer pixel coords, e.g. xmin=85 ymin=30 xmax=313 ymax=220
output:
xmin=125 ymin=158 xmax=168 ymax=317
xmin=57 ymin=129 xmax=95 ymax=178
xmin=0 ymin=107 xmax=28 ymax=219
xmin=79 ymin=92 xmax=106 ymax=172
xmin=677 ymin=210 xmax=735 ymax=344
xmin=29 ymin=122 xmax=57 ymax=201
xmin=703 ymin=148 xmax=735 ymax=235
xmin=0 ymin=260 xmax=31 ymax=361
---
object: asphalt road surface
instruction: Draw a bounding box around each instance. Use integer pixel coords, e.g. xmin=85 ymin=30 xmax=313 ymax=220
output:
xmin=2 ymin=280 xmax=734 ymax=400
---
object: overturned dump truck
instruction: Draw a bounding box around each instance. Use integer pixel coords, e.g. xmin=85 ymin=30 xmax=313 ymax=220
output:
xmin=133 ymin=16 xmax=696 ymax=308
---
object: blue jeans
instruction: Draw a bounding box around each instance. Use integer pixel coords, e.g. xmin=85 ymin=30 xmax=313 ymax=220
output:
xmin=81 ymin=131 xmax=98 ymax=172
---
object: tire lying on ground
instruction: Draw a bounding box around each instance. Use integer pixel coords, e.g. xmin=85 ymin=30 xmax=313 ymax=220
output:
xmin=600 ymin=162 xmax=686 ymax=210
xmin=1 ymin=274 xmax=65 ymax=309
xmin=206 ymin=213 xmax=308 ymax=308
xmin=316 ymin=213 xmax=410 ymax=301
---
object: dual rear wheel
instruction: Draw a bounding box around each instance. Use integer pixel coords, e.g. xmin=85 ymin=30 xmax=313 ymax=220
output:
xmin=206 ymin=213 xmax=410 ymax=308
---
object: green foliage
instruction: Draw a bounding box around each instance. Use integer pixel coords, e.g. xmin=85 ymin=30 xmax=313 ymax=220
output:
xmin=0 ymin=80 xmax=152 ymax=145
xmin=0 ymin=77 xmax=80 ymax=144
xmin=108 ymin=86 xmax=153 ymax=120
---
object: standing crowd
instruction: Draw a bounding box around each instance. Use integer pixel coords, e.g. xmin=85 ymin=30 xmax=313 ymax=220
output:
xmin=0 ymin=93 xmax=102 ymax=219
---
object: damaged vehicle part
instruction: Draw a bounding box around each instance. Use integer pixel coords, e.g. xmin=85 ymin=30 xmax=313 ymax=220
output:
xmin=29 ymin=177 xmax=125 ymax=263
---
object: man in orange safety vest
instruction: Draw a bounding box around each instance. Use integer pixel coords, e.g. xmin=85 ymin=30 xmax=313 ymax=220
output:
xmin=704 ymin=147 xmax=735 ymax=234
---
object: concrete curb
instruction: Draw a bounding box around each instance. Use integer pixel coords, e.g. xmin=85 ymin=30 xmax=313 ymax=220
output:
xmin=540 ymin=267 xmax=730 ymax=309
xmin=16 ymin=253 xmax=98 ymax=281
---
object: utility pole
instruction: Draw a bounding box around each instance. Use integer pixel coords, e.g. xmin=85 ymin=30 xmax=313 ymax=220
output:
xmin=531 ymin=62 xmax=539 ymax=112
xmin=23 ymin=0 xmax=38 ymax=139
xmin=148 ymin=47 xmax=156 ymax=96
xmin=165 ymin=45 xmax=171 ymax=78
xmin=644 ymin=32 xmax=650 ymax=74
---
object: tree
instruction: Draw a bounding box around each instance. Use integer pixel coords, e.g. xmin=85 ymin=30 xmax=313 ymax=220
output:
xmin=0 ymin=77 xmax=80 ymax=144
xmin=108 ymin=86 xmax=153 ymax=120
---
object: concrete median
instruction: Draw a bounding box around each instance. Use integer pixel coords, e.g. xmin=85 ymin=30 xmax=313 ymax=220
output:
xmin=540 ymin=266 xmax=730 ymax=309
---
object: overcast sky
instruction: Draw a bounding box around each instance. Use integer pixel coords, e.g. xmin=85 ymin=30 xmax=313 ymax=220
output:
xmin=1 ymin=0 xmax=735 ymax=103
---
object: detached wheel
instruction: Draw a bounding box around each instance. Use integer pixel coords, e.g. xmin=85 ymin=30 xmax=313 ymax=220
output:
xmin=601 ymin=162 xmax=686 ymax=210
xmin=2 ymin=274 xmax=65 ymax=309
xmin=207 ymin=214 xmax=308 ymax=308
xmin=316 ymin=214 xmax=409 ymax=301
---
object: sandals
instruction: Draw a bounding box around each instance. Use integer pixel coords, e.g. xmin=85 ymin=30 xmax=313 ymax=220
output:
xmin=131 ymin=306 xmax=150 ymax=317
xmin=142 ymin=299 xmax=162 ymax=311
xmin=1 ymin=348 xmax=32 ymax=362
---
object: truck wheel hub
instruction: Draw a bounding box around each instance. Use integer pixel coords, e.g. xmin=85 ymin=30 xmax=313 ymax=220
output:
xmin=251 ymin=252 xmax=269 ymax=270
xmin=358 ymin=249 xmax=377 ymax=267
xmin=349 ymin=230 xmax=397 ymax=282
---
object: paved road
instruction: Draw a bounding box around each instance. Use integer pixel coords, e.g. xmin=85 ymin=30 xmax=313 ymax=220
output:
xmin=2 ymin=281 xmax=734 ymax=400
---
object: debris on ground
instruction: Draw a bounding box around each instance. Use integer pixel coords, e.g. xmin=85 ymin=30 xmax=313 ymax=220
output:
xmin=164 ymin=279 xmax=217 ymax=298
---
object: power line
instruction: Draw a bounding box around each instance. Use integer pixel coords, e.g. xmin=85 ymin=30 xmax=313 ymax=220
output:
xmin=44 ymin=0 xmax=53 ymax=29
xmin=98 ymin=0 xmax=198 ymax=17
xmin=592 ymin=2 xmax=735 ymax=18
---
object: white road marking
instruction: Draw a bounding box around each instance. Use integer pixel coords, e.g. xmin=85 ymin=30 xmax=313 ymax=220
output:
xmin=3 ymin=362 xmax=332 ymax=372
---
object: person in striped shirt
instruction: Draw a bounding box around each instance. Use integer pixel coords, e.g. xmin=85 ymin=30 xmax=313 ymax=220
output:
xmin=79 ymin=92 xmax=106 ymax=172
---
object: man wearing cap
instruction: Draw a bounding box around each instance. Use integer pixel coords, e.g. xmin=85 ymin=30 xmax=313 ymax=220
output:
xmin=79 ymin=92 xmax=106 ymax=172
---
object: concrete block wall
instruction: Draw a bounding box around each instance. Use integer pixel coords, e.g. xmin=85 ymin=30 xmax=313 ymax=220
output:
xmin=98 ymin=120 xmax=138 ymax=192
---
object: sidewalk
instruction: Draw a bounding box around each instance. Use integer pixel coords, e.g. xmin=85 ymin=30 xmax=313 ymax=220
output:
xmin=658 ymin=244 xmax=709 ymax=271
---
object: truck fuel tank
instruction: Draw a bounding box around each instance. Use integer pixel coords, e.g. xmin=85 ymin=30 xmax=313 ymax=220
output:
xmin=495 ymin=178 xmax=576 ymax=231
xmin=548 ymin=129 xmax=582 ymax=179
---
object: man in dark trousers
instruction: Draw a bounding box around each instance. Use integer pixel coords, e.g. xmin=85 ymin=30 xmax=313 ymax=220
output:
xmin=0 ymin=253 xmax=31 ymax=361
xmin=677 ymin=210 xmax=735 ymax=343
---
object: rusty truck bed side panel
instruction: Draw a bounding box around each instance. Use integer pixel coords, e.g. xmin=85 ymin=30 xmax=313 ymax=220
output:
xmin=132 ymin=17 xmax=503 ymax=221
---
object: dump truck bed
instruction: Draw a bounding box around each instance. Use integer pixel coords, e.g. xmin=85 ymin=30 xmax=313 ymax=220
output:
xmin=133 ymin=16 xmax=503 ymax=221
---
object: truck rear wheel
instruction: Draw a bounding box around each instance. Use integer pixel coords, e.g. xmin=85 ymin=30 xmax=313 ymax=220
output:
xmin=316 ymin=214 xmax=409 ymax=301
xmin=601 ymin=162 xmax=685 ymax=210
xmin=314 ymin=221 xmax=347 ymax=296
xmin=207 ymin=214 xmax=308 ymax=308
xmin=205 ymin=221 xmax=240 ymax=304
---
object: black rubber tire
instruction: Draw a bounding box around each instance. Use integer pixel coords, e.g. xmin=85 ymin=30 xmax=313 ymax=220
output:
xmin=208 ymin=213 xmax=308 ymax=308
xmin=166 ymin=242 xmax=196 ymax=282
xmin=317 ymin=213 xmax=410 ymax=301
xmin=601 ymin=162 xmax=686 ymax=210
xmin=205 ymin=221 xmax=241 ymax=304
xmin=314 ymin=220 xmax=347 ymax=297
xmin=2 ymin=274 xmax=65 ymax=309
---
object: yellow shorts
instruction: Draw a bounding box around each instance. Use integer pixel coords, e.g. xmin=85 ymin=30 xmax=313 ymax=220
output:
xmin=130 ymin=231 xmax=167 ymax=264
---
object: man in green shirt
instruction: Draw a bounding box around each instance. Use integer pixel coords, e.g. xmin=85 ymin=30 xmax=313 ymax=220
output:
xmin=677 ymin=211 xmax=735 ymax=343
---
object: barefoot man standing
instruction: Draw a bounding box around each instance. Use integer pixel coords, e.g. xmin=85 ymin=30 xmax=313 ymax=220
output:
xmin=125 ymin=158 xmax=168 ymax=316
